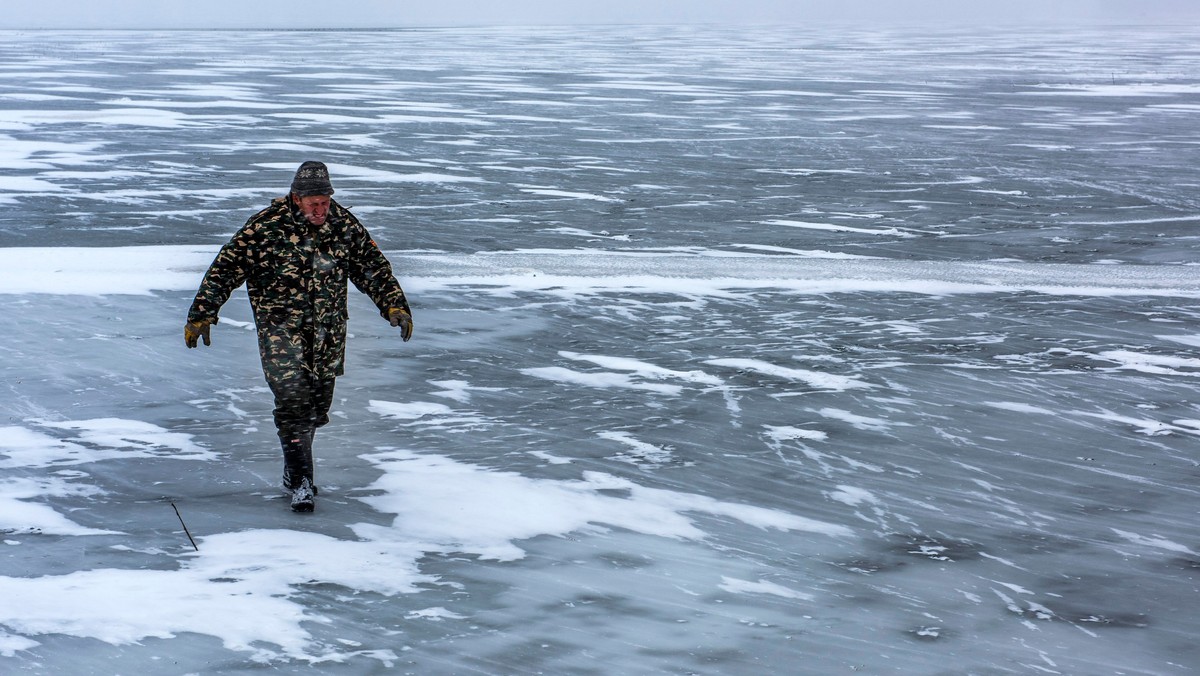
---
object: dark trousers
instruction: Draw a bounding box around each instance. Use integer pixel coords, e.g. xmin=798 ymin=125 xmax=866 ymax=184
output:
xmin=266 ymin=372 xmax=336 ymax=441
xmin=266 ymin=371 xmax=335 ymax=489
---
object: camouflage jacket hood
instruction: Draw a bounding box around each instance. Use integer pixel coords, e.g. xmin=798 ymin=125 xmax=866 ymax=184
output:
xmin=188 ymin=195 xmax=409 ymax=380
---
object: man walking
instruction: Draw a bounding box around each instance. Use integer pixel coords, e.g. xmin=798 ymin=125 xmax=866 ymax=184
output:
xmin=185 ymin=161 xmax=413 ymax=512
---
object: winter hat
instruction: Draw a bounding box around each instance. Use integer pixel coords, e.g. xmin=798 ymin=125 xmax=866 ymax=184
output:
xmin=290 ymin=160 xmax=335 ymax=197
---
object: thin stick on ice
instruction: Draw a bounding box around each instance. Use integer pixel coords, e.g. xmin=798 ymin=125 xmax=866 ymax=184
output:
xmin=171 ymin=502 xmax=199 ymax=552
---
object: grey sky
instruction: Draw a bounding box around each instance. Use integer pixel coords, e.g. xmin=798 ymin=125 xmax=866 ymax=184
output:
xmin=5 ymin=0 xmax=1200 ymax=29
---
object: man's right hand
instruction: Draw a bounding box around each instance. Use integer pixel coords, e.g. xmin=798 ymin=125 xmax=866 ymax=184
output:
xmin=184 ymin=320 xmax=212 ymax=348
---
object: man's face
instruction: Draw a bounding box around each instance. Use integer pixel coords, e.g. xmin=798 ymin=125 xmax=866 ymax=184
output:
xmin=295 ymin=194 xmax=331 ymax=226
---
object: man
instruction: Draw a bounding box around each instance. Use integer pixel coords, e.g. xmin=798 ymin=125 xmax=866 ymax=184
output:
xmin=184 ymin=161 xmax=413 ymax=512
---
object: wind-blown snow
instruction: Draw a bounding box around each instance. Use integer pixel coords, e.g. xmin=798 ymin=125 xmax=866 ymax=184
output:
xmin=1 ymin=246 xmax=1196 ymax=298
xmin=2 ymin=23 xmax=1199 ymax=676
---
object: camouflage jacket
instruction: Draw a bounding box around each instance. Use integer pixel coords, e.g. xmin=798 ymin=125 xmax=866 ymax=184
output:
xmin=187 ymin=195 xmax=409 ymax=381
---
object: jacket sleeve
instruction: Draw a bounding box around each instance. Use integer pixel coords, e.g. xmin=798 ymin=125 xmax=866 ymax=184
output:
xmin=186 ymin=224 xmax=255 ymax=324
xmin=345 ymin=216 xmax=409 ymax=319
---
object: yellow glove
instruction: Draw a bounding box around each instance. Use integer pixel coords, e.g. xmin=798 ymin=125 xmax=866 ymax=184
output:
xmin=387 ymin=308 xmax=413 ymax=342
xmin=184 ymin=320 xmax=213 ymax=348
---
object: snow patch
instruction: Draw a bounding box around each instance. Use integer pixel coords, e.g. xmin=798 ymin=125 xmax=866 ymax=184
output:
xmin=827 ymin=486 xmax=879 ymax=507
xmin=719 ymin=577 xmax=813 ymax=601
xmin=706 ymin=358 xmax=870 ymax=391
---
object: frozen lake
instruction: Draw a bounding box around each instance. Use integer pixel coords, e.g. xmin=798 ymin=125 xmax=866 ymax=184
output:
xmin=2 ymin=24 xmax=1199 ymax=674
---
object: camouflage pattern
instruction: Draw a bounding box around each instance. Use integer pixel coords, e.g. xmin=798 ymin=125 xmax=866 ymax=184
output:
xmin=188 ymin=195 xmax=409 ymax=382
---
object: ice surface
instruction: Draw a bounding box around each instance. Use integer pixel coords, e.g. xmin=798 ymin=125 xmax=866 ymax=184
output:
xmin=1 ymin=24 xmax=1200 ymax=675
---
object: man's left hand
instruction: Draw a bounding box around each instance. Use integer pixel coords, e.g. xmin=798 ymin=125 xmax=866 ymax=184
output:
xmin=184 ymin=320 xmax=213 ymax=348
xmin=388 ymin=308 xmax=413 ymax=342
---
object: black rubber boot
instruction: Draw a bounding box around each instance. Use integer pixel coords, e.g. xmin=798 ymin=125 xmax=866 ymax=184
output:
xmin=289 ymin=478 xmax=315 ymax=513
xmin=281 ymin=432 xmax=316 ymax=510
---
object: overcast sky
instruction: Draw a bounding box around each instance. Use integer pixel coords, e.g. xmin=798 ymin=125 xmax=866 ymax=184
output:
xmin=5 ymin=0 xmax=1199 ymax=29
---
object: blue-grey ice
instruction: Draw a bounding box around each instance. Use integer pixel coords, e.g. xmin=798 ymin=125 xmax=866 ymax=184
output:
xmin=1 ymin=24 xmax=1199 ymax=674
